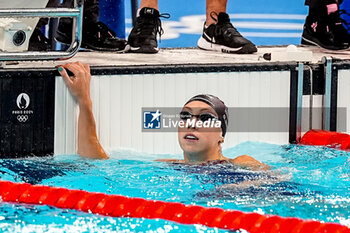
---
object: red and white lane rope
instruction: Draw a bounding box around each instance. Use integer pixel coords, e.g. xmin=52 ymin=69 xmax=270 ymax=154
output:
xmin=0 ymin=180 xmax=349 ymax=233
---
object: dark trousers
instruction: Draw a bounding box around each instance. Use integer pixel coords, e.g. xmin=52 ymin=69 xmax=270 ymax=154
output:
xmin=305 ymin=0 xmax=343 ymax=8
xmin=61 ymin=0 xmax=99 ymax=23
xmin=37 ymin=0 xmax=99 ymax=28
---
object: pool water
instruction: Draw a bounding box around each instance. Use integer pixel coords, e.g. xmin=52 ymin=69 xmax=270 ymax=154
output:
xmin=0 ymin=141 xmax=350 ymax=232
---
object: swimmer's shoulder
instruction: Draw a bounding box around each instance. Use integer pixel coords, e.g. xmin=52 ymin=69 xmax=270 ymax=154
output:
xmin=226 ymin=155 xmax=270 ymax=171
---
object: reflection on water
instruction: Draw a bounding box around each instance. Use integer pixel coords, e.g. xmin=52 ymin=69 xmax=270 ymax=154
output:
xmin=0 ymin=157 xmax=85 ymax=184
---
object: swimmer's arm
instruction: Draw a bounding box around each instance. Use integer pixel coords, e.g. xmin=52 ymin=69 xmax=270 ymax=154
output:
xmin=59 ymin=62 xmax=109 ymax=160
xmin=229 ymin=155 xmax=269 ymax=171
xmin=77 ymin=99 xmax=109 ymax=159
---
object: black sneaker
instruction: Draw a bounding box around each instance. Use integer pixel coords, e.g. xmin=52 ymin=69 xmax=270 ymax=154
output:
xmin=128 ymin=7 xmax=170 ymax=53
xmin=301 ymin=15 xmax=349 ymax=50
xmin=328 ymin=10 xmax=350 ymax=46
xmin=28 ymin=28 xmax=52 ymax=51
xmin=197 ymin=12 xmax=257 ymax=54
xmin=55 ymin=20 xmax=128 ymax=52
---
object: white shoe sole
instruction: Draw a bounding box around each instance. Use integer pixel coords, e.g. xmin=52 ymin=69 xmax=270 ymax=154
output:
xmin=197 ymin=36 xmax=243 ymax=53
xmin=129 ymin=45 xmax=159 ymax=53
xmin=301 ymin=37 xmax=350 ymax=51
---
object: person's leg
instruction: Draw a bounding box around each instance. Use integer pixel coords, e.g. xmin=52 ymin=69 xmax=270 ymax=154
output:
xmin=305 ymin=0 xmax=342 ymax=19
xmin=305 ymin=0 xmax=343 ymax=8
xmin=60 ymin=0 xmax=98 ymax=23
xmin=197 ymin=0 xmax=257 ymax=54
xmin=206 ymin=0 xmax=227 ymax=26
xmin=128 ymin=0 xmax=167 ymax=53
xmin=36 ymin=0 xmax=59 ymax=28
xmin=305 ymin=0 xmax=324 ymax=20
xmin=56 ymin=0 xmax=128 ymax=52
xmin=302 ymin=0 xmax=349 ymax=50
xmin=139 ymin=0 xmax=158 ymax=10
xmin=305 ymin=0 xmax=321 ymax=8
xmin=83 ymin=0 xmax=99 ymax=23
xmin=29 ymin=0 xmax=58 ymax=51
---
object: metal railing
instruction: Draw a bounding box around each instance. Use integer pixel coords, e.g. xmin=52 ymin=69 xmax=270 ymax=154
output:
xmin=0 ymin=0 xmax=83 ymax=61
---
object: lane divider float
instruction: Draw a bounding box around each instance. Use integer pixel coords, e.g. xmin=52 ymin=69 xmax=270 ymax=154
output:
xmin=300 ymin=129 xmax=350 ymax=150
xmin=0 ymin=180 xmax=349 ymax=233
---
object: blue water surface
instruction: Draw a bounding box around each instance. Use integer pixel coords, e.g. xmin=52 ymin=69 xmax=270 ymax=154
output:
xmin=0 ymin=141 xmax=350 ymax=232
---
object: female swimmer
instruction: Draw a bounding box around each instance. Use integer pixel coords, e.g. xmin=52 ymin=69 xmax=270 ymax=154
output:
xmin=58 ymin=62 xmax=268 ymax=171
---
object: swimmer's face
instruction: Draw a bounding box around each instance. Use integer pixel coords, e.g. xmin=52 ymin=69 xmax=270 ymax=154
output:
xmin=178 ymin=101 xmax=223 ymax=157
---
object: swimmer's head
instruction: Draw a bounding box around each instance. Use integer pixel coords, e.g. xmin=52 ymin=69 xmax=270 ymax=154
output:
xmin=184 ymin=94 xmax=229 ymax=137
xmin=178 ymin=94 xmax=228 ymax=162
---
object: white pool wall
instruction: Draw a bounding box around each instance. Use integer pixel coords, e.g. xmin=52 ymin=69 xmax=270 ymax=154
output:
xmin=337 ymin=70 xmax=350 ymax=134
xmin=55 ymin=70 xmax=292 ymax=155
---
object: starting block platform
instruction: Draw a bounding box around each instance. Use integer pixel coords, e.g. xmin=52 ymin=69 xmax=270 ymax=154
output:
xmin=3 ymin=46 xmax=350 ymax=68
xmin=0 ymin=47 xmax=349 ymax=158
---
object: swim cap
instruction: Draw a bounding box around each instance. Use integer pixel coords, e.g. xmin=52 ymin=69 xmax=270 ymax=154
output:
xmin=185 ymin=94 xmax=229 ymax=137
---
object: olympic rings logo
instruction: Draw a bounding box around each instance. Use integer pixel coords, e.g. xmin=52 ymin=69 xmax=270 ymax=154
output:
xmin=17 ymin=115 xmax=28 ymax=123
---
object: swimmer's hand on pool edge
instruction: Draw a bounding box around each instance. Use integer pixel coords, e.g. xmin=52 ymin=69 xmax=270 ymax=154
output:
xmin=58 ymin=62 xmax=109 ymax=160
xmin=156 ymin=155 xmax=269 ymax=171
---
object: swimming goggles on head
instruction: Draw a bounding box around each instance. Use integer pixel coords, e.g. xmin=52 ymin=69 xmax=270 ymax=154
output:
xmin=179 ymin=111 xmax=219 ymax=122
